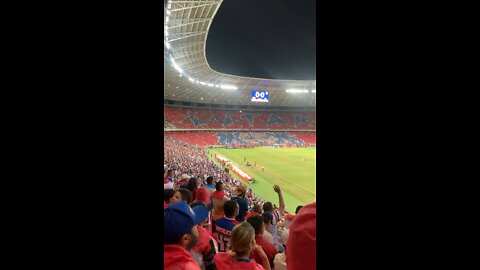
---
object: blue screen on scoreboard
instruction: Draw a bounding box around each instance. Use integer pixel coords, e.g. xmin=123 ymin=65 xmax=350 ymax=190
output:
xmin=251 ymin=90 xmax=269 ymax=103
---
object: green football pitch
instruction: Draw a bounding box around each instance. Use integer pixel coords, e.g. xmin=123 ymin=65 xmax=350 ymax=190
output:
xmin=206 ymin=147 xmax=316 ymax=212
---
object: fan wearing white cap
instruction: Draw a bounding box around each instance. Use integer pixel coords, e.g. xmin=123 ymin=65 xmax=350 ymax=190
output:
xmin=176 ymin=174 xmax=190 ymax=188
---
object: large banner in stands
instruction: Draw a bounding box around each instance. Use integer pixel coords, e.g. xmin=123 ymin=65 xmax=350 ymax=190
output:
xmin=229 ymin=165 xmax=252 ymax=184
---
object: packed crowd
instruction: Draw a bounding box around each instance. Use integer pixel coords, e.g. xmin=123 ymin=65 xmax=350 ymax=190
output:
xmin=164 ymin=136 xmax=264 ymax=207
xmin=164 ymin=106 xmax=316 ymax=130
xmin=163 ymin=136 xmax=317 ymax=270
xmin=165 ymin=131 xmax=317 ymax=147
xmin=216 ymin=132 xmax=305 ymax=146
xmin=164 ymin=117 xmax=175 ymax=129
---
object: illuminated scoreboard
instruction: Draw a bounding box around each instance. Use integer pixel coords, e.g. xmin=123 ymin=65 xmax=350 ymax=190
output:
xmin=251 ymin=90 xmax=269 ymax=103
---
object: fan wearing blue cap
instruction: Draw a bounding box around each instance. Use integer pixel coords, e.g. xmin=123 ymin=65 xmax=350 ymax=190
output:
xmin=164 ymin=201 xmax=208 ymax=270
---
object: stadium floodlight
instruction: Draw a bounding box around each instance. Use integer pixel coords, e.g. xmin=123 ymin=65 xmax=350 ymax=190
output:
xmin=172 ymin=62 xmax=182 ymax=73
xmin=207 ymin=83 xmax=214 ymax=87
xmin=215 ymin=85 xmax=220 ymax=88
xmin=199 ymin=82 xmax=206 ymax=86
xmin=286 ymin=89 xmax=309 ymax=93
xmin=165 ymin=30 xmax=168 ymax=37
xmin=311 ymin=89 xmax=316 ymax=93
xmin=220 ymin=84 xmax=238 ymax=90
xmin=166 ymin=16 xmax=169 ymax=23
xmin=188 ymin=77 xmax=194 ymax=82
xmin=165 ymin=41 xmax=170 ymax=49
xmin=166 ymin=10 xmax=171 ymax=15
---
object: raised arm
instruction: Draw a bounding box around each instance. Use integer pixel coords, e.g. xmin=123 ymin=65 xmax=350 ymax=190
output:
xmin=273 ymin=185 xmax=286 ymax=216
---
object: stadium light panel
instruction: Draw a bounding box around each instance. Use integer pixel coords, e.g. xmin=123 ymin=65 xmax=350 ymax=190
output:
xmin=165 ymin=41 xmax=170 ymax=49
xmin=166 ymin=10 xmax=171 ymax=15
xmin=200 ymin=82 xmax=206 ymax=86
xmin=215 ymin=85 xmax=220 ymax=88
xmin=166 ymin=17 xmax=169 ymax=23
xmin=220 ymin=85 xmax=238 ymax=90
xmin=188 ymin=77 xmax=194 ymax=82
xmin=286 ymin=89 xmax=309 ymax=93
xmin=207 ymin=83 xmax=214 ymax=87
xmin=311 ymin=89 xmax=316 ymax=93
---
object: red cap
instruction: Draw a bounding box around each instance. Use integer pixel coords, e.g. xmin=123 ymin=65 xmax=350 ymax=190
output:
xmin=286 ymin=201 xmax=316 ymax=270
xmin=195 ymin=187 xmax=210 ymax=205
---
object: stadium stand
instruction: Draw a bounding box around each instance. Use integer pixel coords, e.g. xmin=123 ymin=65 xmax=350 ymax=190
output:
xmin=164 ymin=107 xmax=316 ymax=130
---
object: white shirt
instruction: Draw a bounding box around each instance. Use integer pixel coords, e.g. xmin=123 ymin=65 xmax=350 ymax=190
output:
xmin=274 ymin=253 xmax=287 ymax=270
xmin=164 ymin=182 xmax=174 ymax=189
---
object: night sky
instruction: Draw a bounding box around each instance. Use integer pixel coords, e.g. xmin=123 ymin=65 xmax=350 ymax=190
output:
xmin=206 ymin=0 xmax=316 ymax=80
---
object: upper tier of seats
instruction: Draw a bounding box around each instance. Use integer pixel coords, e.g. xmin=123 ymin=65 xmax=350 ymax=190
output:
xmin=164 ymin=106 xmax=316 ymax=130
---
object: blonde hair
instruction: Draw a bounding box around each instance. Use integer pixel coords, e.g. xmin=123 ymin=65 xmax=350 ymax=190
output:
xmin=229 ymin=222 xmax=255 ymax=258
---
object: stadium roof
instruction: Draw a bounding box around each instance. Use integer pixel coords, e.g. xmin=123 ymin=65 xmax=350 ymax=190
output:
xmin=164 ymin=0 xmax=316 ymax=107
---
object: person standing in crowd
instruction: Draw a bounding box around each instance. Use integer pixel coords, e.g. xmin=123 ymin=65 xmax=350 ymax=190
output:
xmin=195 ymin=185 xmax=211 ymax=206
xmin=177 ymin=174 xmax=190 ymax=188
xmin=214 ymin=222 xmax=271 ymax=270
xmin=164 ymin=179 xmax=174 ymax=190
xmin=214 ymin=200 xmax=239 ymax=252
xmin=205 ymin=176 xmax=216 ymax=195
xmin=177 ymin=188 xmax=193 ymax=204
xmin=231 ymin=185 xmax=249 ymax=222
xmin=245 ymin=204 xmax=263 ymax=220
xmin=164 ymin=201 xmax=208 ymax=270
xmin=211 ymin=181 xmax=229 ymax=228
xmin=165 ymin=169 xmax=174 ymax=182
xmin=261 ymin=213 xmax=275 ymax=246
xmin=246 ymin=215 xmax=277 ymax=268
xmin=164 ymin=189 xmax=179 ymax=209
xmin=262 ymin=185 xmax=286 ymax=252
xmin=190 ymin=201 xmax=219 ymax=270
xmin=286 ymin=202 xmax=316 ymax=270
xmin=273 ymin=226 xmax=289 ymax=270
xmin=186 ymin=177 xmax=199 ymax=202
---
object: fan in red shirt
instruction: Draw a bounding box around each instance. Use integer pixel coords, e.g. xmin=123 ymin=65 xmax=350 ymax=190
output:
xmin=164 ymin=201 xmax=208 ymax=270
xmin=190 ymin=201 xmax=219 ymax=270
xmin=214 ymin=222 xmax=271 ymax=270
xmin=211 ymin=181 xmax=229 ymax=226
xmin=246 ymin=215 xmax=278 ymax=268
xmin=214 ymin=200 xmax=240 ymax=252
xmin=186 ymin=177 xmax=199 ymax=202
